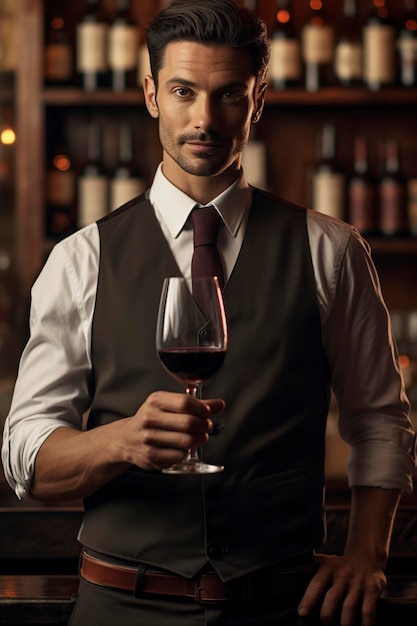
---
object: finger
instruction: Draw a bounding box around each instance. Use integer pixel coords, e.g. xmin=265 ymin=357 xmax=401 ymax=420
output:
xmin=147 ymin=391 xmax=216 ymax=419
xmin=204 ymin=398 xmax=226 ymax=415
xmin=332 ymin=586 xmax=361 ymax=626
xmin=298 ymin=569 xmax=332 ymax=617
xmin=359 ymin=576 xmax=385 ymax=626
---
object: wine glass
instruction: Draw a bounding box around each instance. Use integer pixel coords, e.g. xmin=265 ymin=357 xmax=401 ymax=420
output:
xmin=156 ymin=276 xmax=228 ymax=474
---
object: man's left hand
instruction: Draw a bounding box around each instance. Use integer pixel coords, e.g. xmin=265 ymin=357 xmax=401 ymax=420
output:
xmin=297 ymin=552 xmax=386 ymax=626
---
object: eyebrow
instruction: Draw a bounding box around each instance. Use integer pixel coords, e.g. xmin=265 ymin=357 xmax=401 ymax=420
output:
xmin=165 ymin=78 xmax=250 ymax=91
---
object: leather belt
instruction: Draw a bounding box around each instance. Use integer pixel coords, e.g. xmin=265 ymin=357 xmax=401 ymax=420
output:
xmin=80 ymin=551 xmax=314 ymax=604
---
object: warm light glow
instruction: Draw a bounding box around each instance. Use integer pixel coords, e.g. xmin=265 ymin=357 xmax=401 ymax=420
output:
xmin=310 ymin=0 xmax=322 ymax=10
xmin=406 ymin=19 xmax=417 ymax=31
xmin=53 ymin=153 xmax=71 ymax=171
xmin=0 ymin=128 xmax=16 ymax=145
xmin=373 ymin=0 xmax=385 ymax=7
xmin=51 ymin=17 xmax=64 ymax=30
xmin=311 ymin=16 xmax=324 ymax=26
xmin=399 ymin=354 xmax=410 ymax=369
xmin=277 ymin=9 xmax=290 ymax=24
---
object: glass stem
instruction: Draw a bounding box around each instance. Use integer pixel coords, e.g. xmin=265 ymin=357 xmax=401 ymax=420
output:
xmin=185 ymin=385 xmax=200 ymax=464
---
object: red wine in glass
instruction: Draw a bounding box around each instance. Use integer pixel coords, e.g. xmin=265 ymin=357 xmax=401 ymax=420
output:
xmin=156 ymin=276 xmax=228 ymax=474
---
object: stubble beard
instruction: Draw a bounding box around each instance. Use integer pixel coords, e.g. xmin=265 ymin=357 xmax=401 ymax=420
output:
xmin=162 ymin=127 xmax=247 ymax=178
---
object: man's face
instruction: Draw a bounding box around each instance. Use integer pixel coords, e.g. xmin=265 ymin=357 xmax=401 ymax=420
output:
xmin=144 ymin=41 xmax=265 ymax=188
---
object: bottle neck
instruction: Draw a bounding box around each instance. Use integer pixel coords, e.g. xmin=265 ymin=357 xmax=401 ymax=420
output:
xmin=115 ymin=0 xmax=131 ymax=14
xmin=118 ymin=123 xmax=134 ymax=166
xmin=384 ymin=140 xmax=400 ymax=176
xmin=353 ymin=136 xmax=368 ymax=175
xmin=86 ymin=122 xmax=102 ymax=166
xmin=319 ymin=124 xmax=337 ymax=162
xmin=242 ymin=0 xmax=257 ymax=11
xmin=343 ymin=0 xmax=357 ymax=18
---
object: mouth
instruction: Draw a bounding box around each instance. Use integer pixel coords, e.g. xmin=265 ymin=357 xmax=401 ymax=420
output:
xmin=186 ymin=142 xmax=222 ymax=156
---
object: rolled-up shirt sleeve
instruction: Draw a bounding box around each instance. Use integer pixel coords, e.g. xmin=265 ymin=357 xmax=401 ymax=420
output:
xmin=309 ymin=209 xmax=416 ymax=493
xmin=1 ymin=226 xmax=99 ymax=499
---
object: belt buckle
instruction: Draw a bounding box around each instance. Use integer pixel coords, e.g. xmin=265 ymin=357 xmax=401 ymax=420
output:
xmin=194 ymin=579 xmax=221 ymax=604
xmin=193 ymin=575 xmax=249 ymax=604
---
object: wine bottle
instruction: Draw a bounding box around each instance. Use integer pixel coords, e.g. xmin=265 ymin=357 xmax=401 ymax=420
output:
xmin=108 ymin=0 xmax=139 ymax=93
xmin=301 ymin=0 xmax=335 ymax=92
xmin=269 ymin=0 xmax=302 ymax=90
xmin=242 ymin=0 xmax=257 ymax=10
xmin=334 ymin=0 xmax=363 ymax=87
xmin=78 ymin=120 xmax=109 ymax=227
xmin=44 ymin=0 xmax=73 ymax=86
xmin=408 ymin=178 xmax=417 ymax=235
xmin=363 ymin=0 xmax=396 ymax=91
xmin=378 ymin=139 xmax=408 ymax=236
xmin=241 ymin=129 xmax=268 ymax=190
xmin=46 ymin=144 xmax=76 ymax=240
xmin=312 ymin=123 xmax=345 ymax=220
xmin=110 ymin=122 xmax=146 ymax=211
xmin=137 ymin=28 xmax=151 ymax=89
xmin=396 ymin=0 xmax=417 ymax=88
xmin=348 ymin=136 xmax=378 ymax=235
xmin=76 ymin=0 xmax=108 ymax=92
xmin=0 ymin=0 xmax=17 ymax=72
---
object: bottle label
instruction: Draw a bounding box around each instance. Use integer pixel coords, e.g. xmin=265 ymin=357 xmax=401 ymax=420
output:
xmin=110 ymin=177 xmax=146 ymax=212
xmin=397 ymin=38 xmax=417 ymax=86
xmin=78 ymin=176 xmax=108 ymax=227
xmin=76 ymin=23 xmax=108 ymax=72
xmin=47 ymin=169 xmax=75 ymax=206
xmin=302 ymin=24 xmax=334 ymax=64
xmin=334 ymin=42 xmax=362 ymax=82
xmin=108 ymin=25 xmax=138 ymax=71
xmin=363 ymin=25 xmax=395 ymax=87
xmin=45 ymin=44 xmax=73 ymax=81
xmin=312 ymin=172 xmax=345 ymax=220
xmin=241 ymin=140 xmax=267 ymax=190
xmin=348 ymin=183 xmax=377 ymax=233
xmin=270 ymin=39 xmax=301 ymax=81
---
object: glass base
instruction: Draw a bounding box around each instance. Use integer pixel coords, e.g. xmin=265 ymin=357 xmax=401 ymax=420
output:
xmin=162 ymin=461 xmax=224 ymax=474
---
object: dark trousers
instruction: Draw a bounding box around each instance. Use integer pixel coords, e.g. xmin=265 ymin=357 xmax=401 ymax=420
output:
xmin=68 ymin=578 xmax=324 ymax=626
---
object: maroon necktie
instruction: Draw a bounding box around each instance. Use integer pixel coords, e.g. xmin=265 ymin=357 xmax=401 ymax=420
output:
xmin=191 ymin=206 xmax=225 ymax=290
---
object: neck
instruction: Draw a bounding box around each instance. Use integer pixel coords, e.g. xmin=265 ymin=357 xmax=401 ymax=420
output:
xmin=161 ymin=158 xmax=242 ymax=205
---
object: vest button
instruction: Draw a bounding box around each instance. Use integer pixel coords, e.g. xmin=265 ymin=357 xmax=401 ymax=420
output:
xmin=207 ymin=543 xmax=229 ymax=559
xmin=207 ymin=543 xmax=222 ymax=559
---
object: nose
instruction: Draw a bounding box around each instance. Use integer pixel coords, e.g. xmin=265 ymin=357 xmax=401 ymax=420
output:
xmin=193 ymin=94 xmax=216 ymax=132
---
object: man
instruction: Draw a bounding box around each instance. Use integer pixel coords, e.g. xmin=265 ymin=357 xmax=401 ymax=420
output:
xmin=2 ymin=1 xmax=416 ymax=625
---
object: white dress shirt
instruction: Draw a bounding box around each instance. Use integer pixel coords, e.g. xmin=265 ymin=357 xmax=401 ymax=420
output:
xmin=2 ymin=165 xmax=416 ymax=499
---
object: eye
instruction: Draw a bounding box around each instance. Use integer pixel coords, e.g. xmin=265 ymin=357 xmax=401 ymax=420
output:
xmin=221 ymin=89 xmax=245 ymax=103
xmin=173 ymin=87 xmax=193 ymax=98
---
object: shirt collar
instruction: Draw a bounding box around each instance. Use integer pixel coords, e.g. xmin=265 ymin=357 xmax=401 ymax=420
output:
xmin=149 ymin=163 xmax=252 ymax=238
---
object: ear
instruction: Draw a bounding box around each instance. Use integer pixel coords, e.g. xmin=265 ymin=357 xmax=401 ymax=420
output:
xmin=252 ymin=81 xmax=267 ymax=124
xmin=143 ymin=74 xmax=159 ymax=119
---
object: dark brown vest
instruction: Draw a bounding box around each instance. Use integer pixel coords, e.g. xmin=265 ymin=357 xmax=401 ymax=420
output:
xmin=81 ymin=189 xmax=331 ymax=581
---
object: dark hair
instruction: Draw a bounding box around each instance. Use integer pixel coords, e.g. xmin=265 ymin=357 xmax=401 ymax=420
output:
xmin=146 ymin=0 xmax=270 ymax=89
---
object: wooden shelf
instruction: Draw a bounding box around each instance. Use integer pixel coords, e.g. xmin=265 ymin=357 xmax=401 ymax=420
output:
xmin=41 ymin=86 xmax=417 ymax=108
xmin=367 ymin=238 xmax=417 ymax=256
xmin=43 ymin=87 xmax=144 ymax=106
xmin=265 ymin=87 xmax=417 ymax=107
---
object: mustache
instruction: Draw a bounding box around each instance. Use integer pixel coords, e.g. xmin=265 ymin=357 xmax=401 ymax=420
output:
xmin=178 ymin=131 xmax=222 ymax=143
